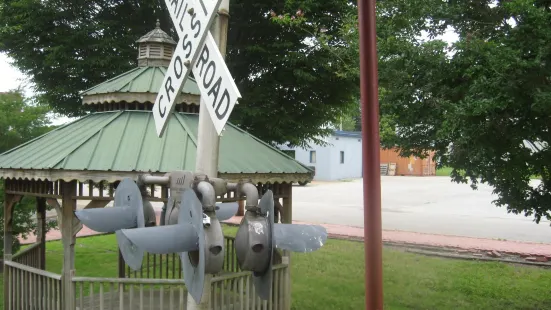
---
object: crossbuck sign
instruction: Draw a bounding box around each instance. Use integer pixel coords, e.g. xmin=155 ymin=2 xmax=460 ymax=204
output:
xmin=152 ymin=0 xmax=242 ymax=137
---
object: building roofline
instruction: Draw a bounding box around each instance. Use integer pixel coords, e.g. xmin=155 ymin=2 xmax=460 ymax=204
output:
xmin=333 ymin=130 xmax=362 ymax=138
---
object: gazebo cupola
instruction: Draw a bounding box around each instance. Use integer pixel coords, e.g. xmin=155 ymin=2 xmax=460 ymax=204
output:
xmin=137 ymin=19 xmax=177 ymax=67
xmin=79 ymin=20 xmax=200 ymax=113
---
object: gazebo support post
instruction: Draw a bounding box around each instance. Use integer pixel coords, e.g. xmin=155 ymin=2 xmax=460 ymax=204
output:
xmin=118 ymin=250 xmax=126 ymax=278
xmin=3 ymin=189 xmax=21 ymax=309
xmin=281 ymin=183 xmax=293 ymax=310
xmin=61 ymin=180 xmax=77 ymax=310
xmin=36 ymin=197 xmax=47 ymax=270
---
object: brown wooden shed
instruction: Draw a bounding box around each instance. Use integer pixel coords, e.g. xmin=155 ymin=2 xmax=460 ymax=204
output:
xmin=379 ymin=148 xmax=436 ymax=176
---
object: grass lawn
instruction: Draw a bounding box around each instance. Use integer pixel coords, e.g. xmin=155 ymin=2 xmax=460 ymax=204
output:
xmin=436 ymin=166 xmax=454 ymax=176
xmin=436 ymin=166 xmax=542 ymax=180
xmin=3 ymin=226 xmax=551 ymax=309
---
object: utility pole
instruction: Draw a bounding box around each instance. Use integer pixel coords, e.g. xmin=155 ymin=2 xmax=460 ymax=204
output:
xmin=190 ymin=0 xmax=230 ymax=308
xmin=358 ymin=0 xmax=384 ymax=309
xmin=195 ymin=0 xmax=230 ymax=178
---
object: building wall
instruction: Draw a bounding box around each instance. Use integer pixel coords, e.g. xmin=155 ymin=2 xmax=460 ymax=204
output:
xmin=280 ymin=134 xmax=363 ymax=181
xmin=280 ymin=136 xmax=437 ymax=180
xmin=325 ymin=135 xmax=363 ymax=180
xmin=380 ymin=148 xmax=436 ymax=176
xmin=291 ymin=143 xmax=333 ymax=180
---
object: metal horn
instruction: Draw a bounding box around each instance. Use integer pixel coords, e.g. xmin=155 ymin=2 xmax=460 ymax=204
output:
xmin=215 ymin=202 xmax=239 ymax=221
xmin=235 ymin=189 xmax=328 ymax=300
xmin=119 ymin=188 xmax=206 ymax=304
xmin=74 ymin=178 xmax=149 ymax=271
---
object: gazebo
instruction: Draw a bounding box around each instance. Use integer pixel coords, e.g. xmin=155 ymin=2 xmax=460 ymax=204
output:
xmin=0 ymin=22 xmax=313 ymax=310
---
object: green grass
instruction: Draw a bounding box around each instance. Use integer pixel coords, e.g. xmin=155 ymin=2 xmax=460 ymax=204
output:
xmin=436 ymin=166 xmax=542 ymax=180
xmin=436 ymin=166 xmax=454 ymax=176
xmin=4 ymin=227 xmax=551 ymax=309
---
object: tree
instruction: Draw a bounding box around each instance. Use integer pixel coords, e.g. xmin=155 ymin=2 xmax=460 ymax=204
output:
xmin=308 ymin=0 xmax=551 ymax=223
xmin=0 ymin=90 xmax=53 ymax=153
xmin=0 ymin=0 xmax=358 ymax=147
xmin=0 ymin=89 xmax=56 ymax=256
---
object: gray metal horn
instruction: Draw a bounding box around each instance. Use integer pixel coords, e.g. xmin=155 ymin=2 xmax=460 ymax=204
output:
xmin=215 ymin=202 xmax=239 ymax=221
xmin=119 ymin=188 xmax=206 ymax=304
xmin=235 ymin=190 xmax=328 ymax=300
xmin=164 ymin=201 xmax=238 ymax=225
xmin=162 ymin=170 xmax=194 ymax=226
xmin=74 ymin=178 xmax=152 ymax=271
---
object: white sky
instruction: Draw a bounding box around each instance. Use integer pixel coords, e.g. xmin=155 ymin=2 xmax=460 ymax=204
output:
xmin=0 ymin=27 xmax=459 ymax=127
xmin=0 ymin=53 xmax=75 ymax=125
xmin=0 ymin=53 xmax=27 ymax=93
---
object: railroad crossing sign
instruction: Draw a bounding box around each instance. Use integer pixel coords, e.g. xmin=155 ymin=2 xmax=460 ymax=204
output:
xmin=152 ymin=0 xmax=242 ymax=137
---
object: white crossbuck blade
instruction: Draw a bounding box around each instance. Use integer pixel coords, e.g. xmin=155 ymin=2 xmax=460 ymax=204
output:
xmin=165 ymin=0 xmax=241 ymax=135
xmin=153 ymin=0 xmax=241 ymax=137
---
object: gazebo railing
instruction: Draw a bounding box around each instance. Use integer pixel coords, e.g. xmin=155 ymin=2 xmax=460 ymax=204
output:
xmin=211 ymin=265 xmax=288 ymax=310
xmin=125 ymin=252 xmax=183 ymax=279
xmin=119 ymin=235 xmax=290 ymax=309
xmin=73 ymin=266 xmax=289 ymax=310
xmin=4 ymin=260 xmax=62 ymax=310
xmin=13 ymin=242 xmax=43 ymax=269
xmin=4 ymin=260 xmax=289 ymax=310
xmin=124 ymin=236 xmax=241 ymax=279
xmin=72 ymin=277 xmax=188 ymax=310
xmin=222 ymin=236 xmax=240 ymax=273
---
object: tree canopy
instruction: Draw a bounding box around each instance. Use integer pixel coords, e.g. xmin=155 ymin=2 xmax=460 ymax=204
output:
xmin=0 ymin=89 xmax=56 ymax=255
xmin=0 ymin=89 xmax=53 ymax=153
xmin=307 ymin=0 xmax=551 ymax=223
xmin=0 ymin=0 xmax=358 ymax=147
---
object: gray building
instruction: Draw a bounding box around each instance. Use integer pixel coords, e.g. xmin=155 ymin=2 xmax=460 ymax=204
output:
xmin=280 ymin=131 xmax=363 ymax=181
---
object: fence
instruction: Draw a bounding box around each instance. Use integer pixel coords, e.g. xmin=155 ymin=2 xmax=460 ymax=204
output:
xmin=4 ymin=260 xmax=62 ymax=310
xmin=72 ymin=277 xmax=188 ymax=310
xmin=210 ymin=265 xmax=288 ymax=310
xmin=13 ymin=242 xmax=43 ymax=269
xmin=5 ymin=237 xmax=288 ymax=309
xmin=124 ymin=236 xmax=241 ymax=279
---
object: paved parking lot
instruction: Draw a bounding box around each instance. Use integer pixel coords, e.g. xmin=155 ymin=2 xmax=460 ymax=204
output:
xmin=292 ymin=177 xmax=551 ymax=244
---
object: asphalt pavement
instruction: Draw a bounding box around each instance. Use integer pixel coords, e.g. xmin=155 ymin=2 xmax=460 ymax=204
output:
xmin=292 ymin=177 xmax=551 ymax=244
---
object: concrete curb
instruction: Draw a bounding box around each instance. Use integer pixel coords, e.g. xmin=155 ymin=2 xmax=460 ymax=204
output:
xmin=401 ymin=248 xmax=551 ymax=268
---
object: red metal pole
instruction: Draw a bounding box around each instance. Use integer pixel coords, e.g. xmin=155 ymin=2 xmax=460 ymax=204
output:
xmin=358 ymin=0 xmax=383 ymax=309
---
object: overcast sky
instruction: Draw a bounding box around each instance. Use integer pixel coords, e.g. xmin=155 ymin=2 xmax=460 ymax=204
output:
xmin=0 ymin=53 xmax=26 ymax=93
xmin=0 ymin=53 xmax=76 ymax=125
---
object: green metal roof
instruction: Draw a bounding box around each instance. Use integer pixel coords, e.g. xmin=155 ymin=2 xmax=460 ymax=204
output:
xmin=0 ymin=111 xmax=311 ymax=180
xmin=80 ymin=66 xmax=200 ymax=97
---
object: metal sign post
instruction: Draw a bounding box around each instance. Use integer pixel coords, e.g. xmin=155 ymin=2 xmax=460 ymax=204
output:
xmin=358 ymin=0 xmax=384 ymax=309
